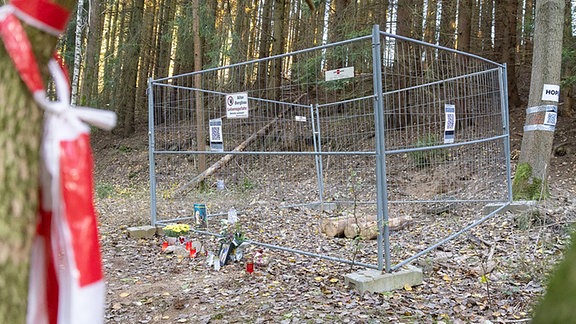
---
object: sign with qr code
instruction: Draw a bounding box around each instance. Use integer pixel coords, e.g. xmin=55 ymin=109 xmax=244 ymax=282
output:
xmin=226 ymin=92 xmax=249 ymax=119
xmin=209 ymin=118 xmax=223 ymax=152
xmin=544 ymin=107 xmax=557 ymax=126
xmin=444 ymin=104 xmax=456 ymax=144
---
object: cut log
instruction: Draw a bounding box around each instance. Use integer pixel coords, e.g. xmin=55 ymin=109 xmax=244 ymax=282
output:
xmin=323 ymin=217 xmax=355 ymax=238
xmin=343 ymin=216 xmax=413 ymax=239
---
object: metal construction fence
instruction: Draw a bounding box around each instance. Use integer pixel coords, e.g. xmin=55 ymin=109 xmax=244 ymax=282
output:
xmin=148 ymin=25 xmax=512 ymax=272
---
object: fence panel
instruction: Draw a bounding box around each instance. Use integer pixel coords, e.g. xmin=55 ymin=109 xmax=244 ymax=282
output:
xmin=148 ymin=25 xmax=511 ymax=271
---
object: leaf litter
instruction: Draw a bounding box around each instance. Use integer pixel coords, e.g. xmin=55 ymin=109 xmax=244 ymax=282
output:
xmin=93 ymin=118 xmax=576 ymax=323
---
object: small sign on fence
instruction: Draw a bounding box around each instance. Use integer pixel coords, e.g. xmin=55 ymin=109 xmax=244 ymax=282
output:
xmin=226 ymin=92 xmax=249 ymax=119
xmin=325 ymin=66 xmax=354 ymax=81
xmin=444 ymin=104 xmax=456 ymax=144
xmin=209 ymin=118 xmax=223 ymax=152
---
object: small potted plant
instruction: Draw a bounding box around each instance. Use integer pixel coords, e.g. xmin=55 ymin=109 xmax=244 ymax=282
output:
xmin=163 ymin=223 xmax=190 ymax=245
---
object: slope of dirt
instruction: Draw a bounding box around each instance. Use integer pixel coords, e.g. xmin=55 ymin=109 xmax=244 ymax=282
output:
xmin=92 ymin=106 xmax=576 ymax=323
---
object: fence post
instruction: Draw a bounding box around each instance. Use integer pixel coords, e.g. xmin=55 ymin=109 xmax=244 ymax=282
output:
xmin=371 ymin=24 xmax=391 ymax=273
xmin=147 ymin=78 xmax=158 ymax=226
xmin=499 ymin=64 xmax=513 ymax=202
xmin=310 ymin=104 xmax=325 ymax=205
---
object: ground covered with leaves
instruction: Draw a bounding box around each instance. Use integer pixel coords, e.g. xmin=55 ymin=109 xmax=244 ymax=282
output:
xmin=93 ymin=111 xmax=576 ymax=323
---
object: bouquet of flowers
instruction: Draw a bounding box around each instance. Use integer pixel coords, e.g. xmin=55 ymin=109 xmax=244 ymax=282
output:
xmin=163 ymin=223 xmax=191 ymax=237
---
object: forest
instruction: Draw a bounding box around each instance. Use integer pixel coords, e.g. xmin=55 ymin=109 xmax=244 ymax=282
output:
xmin=59 ymin=0 xmax=576 ymax=136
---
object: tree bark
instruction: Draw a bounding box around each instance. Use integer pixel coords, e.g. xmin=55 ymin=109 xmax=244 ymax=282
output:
xmin=0 ymin=1 xmax=77 ymax=322
xmin=81 ymin=0 xmax=103 ymax=107
xmin=515 ymin=0 xmax=564 ymax=199
xmin=271 ymin=0 xmax=287 ymax=100
xmin=192 ymin=0 xmax=206 ymax=173
xmin=438 ymin=0 xmax=456 ymax=48
xmin=457 ymin=0 xmax=472 ymax=52
xmin=117 ymin=0 xmax=144 ymax=136
xmin=479 ymin=0 xmax=494 ymax=57
xmin=70 ymin=0 xmax=84 ymax=106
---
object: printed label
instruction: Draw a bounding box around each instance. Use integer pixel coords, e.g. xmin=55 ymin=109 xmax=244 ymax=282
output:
xmin=209 ymin=118 xmax=223 ymax=152
xmin=325 ymin=67 xmax=354 ymax=81
xmin=226 ymin=92 xmax=249 ymax=119
xmin=541 ymin=84 xmax=560 ymax=102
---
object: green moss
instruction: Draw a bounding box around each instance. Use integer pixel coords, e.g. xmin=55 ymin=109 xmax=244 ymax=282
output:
xmin=512 ymin=163 xmax=549 ymax=200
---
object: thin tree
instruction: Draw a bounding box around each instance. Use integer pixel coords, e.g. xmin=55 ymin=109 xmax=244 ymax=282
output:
xmin=0 ymin=1 xmax=78 ymax=321
xmin=81 ymin=0 xmax=104 ymax=107
xmin=192 ymin=0 xmax=205 ymax=173
xmin=71 ymin=0 xmax=85 ymax=106
xmin=514 ymin=0 xmax=564 ymax=199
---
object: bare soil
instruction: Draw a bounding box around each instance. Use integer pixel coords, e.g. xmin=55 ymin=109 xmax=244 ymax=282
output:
xmin=93 ymin=106 xmax=576 ymax=323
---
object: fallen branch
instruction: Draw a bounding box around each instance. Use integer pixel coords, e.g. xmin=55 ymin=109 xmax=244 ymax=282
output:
xmin=174 ymin=117 xmax=279 ymax=196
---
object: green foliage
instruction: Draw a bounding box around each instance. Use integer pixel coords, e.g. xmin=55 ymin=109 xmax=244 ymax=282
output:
xmin=409 ymin=135 xmax=447 ymax=169
xmin=512 ymin=163 xmax=549 ymax=200
xmin=96 ymin=182 xmax=115 ymax=199
xmin=561 ymin=47 xmax=576 ymax=87
xmin=117 ymin=145 xmax=132 ymax=153
xmin=532 ymin=229 xmax=576 ymax=323
xmin=291 ymin=55 xmax=322 ymax=86
xmin=241 ymin=177 xmax=255 ymax=191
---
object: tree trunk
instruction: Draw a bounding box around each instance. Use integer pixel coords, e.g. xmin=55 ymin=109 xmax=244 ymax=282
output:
xmin=423 ymin=0 xmax=438 ymax=44
xmin=438 ymin=0 xmax=456 ymax=48
xmin=271 ymin=0 xmax=287 ymax=100
xmin=560 ymin=0 xmax=575 ymax=118
xmin=521 ymin=0 xmax=534 ymax=64
xmin=192 ymin=0 xmax=206 ymax=173
xmin=70 ymin=0 xmax=84 ymax=106
xmin=494 ymin=0 xmax=521 ymax=107
xmin=457 ymin=0 xmax=472 ymax=52
xmin=118 ymin=0 xmax=144 ymax=136
xmin=134 ymin=2 xmax=155 ymax=127
xmin=102 ymin=0 xmax=120 ymax=104
xmin=479 ymin=0 xmax=494 ymax=57
xmin=0 ymin=1 xmax=77 ymax=322
xmin=81 ymin=0 xmax=103 ymax=107
xmin=515 ymin=0 xmax=564 ymax=200
xmin=256 ymin=0 xmax=272 ymax=97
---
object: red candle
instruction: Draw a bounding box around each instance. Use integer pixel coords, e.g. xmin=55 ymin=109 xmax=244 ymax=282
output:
xmin=246 ymin=261 xmax=254 ymax=274
xmin=185 ymin=241 xmax=192 ymax=251
xmin=161 ymin=241 xmax=168 ymax=251
xmin=190 ymin=248 xmax=197 ymax=258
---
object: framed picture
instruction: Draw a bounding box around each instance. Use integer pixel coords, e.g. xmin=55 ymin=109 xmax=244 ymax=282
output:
xmin=218 ymin=242 xmax=231 ymax=266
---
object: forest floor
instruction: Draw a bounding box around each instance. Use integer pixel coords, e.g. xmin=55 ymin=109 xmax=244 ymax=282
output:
xmin=92 ymin=105 xmax=576 ymax=323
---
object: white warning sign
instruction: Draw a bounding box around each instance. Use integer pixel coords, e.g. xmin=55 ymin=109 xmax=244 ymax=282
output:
xmin=541 ymin=84 xmax=560 ymax=102
xmin=325 ymin=66 xmax=354 ymax=81
xmin=226 ymin=92 xmax=249 ymax=119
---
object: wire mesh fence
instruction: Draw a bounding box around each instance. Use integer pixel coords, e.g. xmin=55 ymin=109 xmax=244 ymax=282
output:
xmin=148 ymin=25 xmax=511 ymax=272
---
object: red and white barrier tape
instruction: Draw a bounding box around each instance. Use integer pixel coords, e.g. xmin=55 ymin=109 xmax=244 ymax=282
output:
xmin=0 ymin=3 xmax=116 ymax=127
xmin=10 ymin=0 xmax=69 ymax=35
xmin=1 ymin=2 xmax=115 ymax=323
